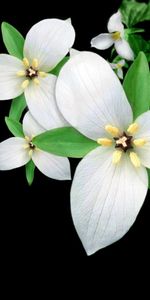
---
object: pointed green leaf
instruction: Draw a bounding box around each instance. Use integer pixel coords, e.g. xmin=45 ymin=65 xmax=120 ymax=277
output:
xmin=50 ymin=56 xmax=69 ymax=76
xmin=25 ymin=160 xmax=35 ymax=186
xmin=33 ymin=127 xmax=98 ymax=158
xmin=1 ymin=22 xmax=24 ymax=59
xmin=123 ymin=52 xmax=150 ymax=119
xmin=9 ymin=94 xmax=26 ymax=121
xmin=5 ymin=117 xmax=24 ymax=137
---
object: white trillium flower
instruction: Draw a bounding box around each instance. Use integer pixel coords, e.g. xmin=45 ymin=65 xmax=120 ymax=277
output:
xmin=91 ymin=11 xmax=134 ymax=61
xmin=110 ymin=59 xmax=125 ymax=79
xmin=0 ymin=112 xmax=71 ymax=180
xmin=0 ymin=18 xmax=75 ymax=129
xmin=56 ymin=51 xmax=150 ymax=255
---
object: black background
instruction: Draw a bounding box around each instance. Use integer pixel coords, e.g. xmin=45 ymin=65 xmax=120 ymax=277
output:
xmin=0 ymin=0 xmax=150 ymax=289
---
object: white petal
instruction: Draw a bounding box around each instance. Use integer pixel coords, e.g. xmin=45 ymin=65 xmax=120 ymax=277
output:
xmin=91 ymin=33 xmax=114 ymax=50
xmin=32 ymin=150 xmax=71 ymax=180
xmin=56 ymin=51 xmax=133 ymax=140
xmin=0 ymin=137 xmax=29 ymax=170
xmin=115 ymin=39 xmax=134 ymax=61
xmin=23 ymin=111 xmax=45 ymax=137
xmin=119 ymin=59 xmax=125 ymax=66
xmin=0 ymin=54 xmax=23 ymax=100
xmin=24 ymin=19 xmax=75 ymax=72
xmin=107 ymin=11 xmax=124 ymax=35
xmin=70 ymin=48 xmax=80 ymax=57
xmin=134 ymin=111 xmax=150 ymax=168
xmin=110 ymin=63 xmax=117 ymax=69
xmin=71 ymin=146 xmax=148 ymax=255
xmin=117 ymin=68 xmax=123 ymax=79
xmin=25 ymin=74 xmax=68 ymax=130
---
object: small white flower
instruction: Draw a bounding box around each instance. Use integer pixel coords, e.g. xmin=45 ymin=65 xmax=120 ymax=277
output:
xmin=91 ymin=11 xmax=134 ymax=61
xmin=110 ymin=59 xmax=125 ymax=79
xmin=0 ymin=112 xmax=71 ymax=180
xmin=56 ymin=51 xmax=150 ymax=255
xmin=0 ymin=18 xmax=75 ymax=129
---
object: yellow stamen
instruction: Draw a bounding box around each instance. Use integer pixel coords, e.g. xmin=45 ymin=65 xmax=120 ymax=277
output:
xmin=21 ymin=79 xmax=29 ymax=89
xmin=17 ymin=70 xmax=26 ymax=77
xmin=112 ymin=150 xmax=122 ymax=164
xmin=127 ymin=123 xmax=139 ymax=134
xmin=23 ymin=57 xmax=30 ymax=68
xmin=105 ymin=125 xmax=120 ymax=137
xmin=133 ymin=139 xmax=146 ymax=147
xmin=33 ymin=78 xmax=40 ymax=85
xmin=129 ymin=152 xmax=141 ymax=168
xmin=39 ymin=71 xmax=47 ymax=78
xmin=112 ymin=31 xmax=121 ymax=41
xmin=29 ymin=149 xmax=33 ymax=157
xmin=23 ymin=144 xmax=30 ymax=149
xmin=32 ymin=58 xmax=39 ymax=69
xmin=25 ymin=136 xmax=30 ymax=141
xmin=97 ymin=138 xmax=112 ymax=146
xmin=117 ymin=63 xmax=122 ymax=69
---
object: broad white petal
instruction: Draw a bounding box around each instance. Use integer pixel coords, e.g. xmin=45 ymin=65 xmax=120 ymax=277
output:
xmin=0 ymin=54 xmax=23 ymax=100
xmin=107 ymin=11 xmax=124 ymax=34
xmin=23 ymin=111 xmax=45 ymax=137
xmin=91 ymin=33 xmax=114 ymax=50
xmin=0 ymin=137 xmax=29 ymax=170
xmin=32 ymin=150 xmax=71 ymax=180
xmin=115 ymin=39 xmax=134 ymax=61
xmin=71 ymin=146 xmax=148 ymax=255
xmin=56 ymin=51 xmax=133 ymax=140
xmin=25 ymin=74 xmax=68 ymax=130
xmin=117 ymin=68 xmax=123 ymax=79
xmin=24 ymin=19 xmax=75 ymax=72
xmin=134 ymin=111 xmax=150 ymax=168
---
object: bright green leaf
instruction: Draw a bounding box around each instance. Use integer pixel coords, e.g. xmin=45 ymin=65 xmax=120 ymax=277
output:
xmin=9 ymin=94 xmax=26 ymax=122
xmin=123 ymin=52 xmax=150 ymax=119
xmin=50 ymin=56 xmax=69 ymax=76
xmin=127 ymin=34 xmax=150 ymax=57
xmin=125 ymin=28 xmax=145 ymax=35
xmin=25 ymin=160 xmax=35 ymax=186
xmin=147 ymin=169 xmax=150 ymax=189
xmin=5 ymin=117 xmax=24 ymax=137
xmin=33 ymin=127 xmax=98 ymax=158
xmin=120 ymin=0 xmax=150 ymax=27
xmin=1 ymin=22 xmax=24 ymax=59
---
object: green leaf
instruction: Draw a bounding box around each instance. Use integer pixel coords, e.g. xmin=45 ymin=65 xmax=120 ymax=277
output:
xmin=125 ymin=28 xmax=145 ymax=35
xmin=1 ymin=22 xmax=24 ymax=59
xmin=147 ymin=169 xmax=150 ymax=189
xmin=25 ymin=160 xmax=35 ymax=186
xmin=50 ymin=56 xmax=69 ymax=76
xmin=127 ymin=34 xmax=150 ymax=57
xmin=9 ymin=94 xmax=26 ymax=122
xmin=120 ymin=0 xmax=150 ymax=27
xmin=5 ymin=117 xmax=24 ymax=137
xmin=123 ymin=52 xmax=150 ymax=119
xmin=33 ymin=127 xmax=98 ymax=158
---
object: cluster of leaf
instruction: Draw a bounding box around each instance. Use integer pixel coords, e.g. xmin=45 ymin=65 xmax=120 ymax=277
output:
xmin=120 ymin=0 xmax=150 ymax=61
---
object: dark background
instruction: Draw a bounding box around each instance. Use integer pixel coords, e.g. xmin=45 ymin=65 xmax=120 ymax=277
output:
xmin=0 ymin=0 xmax=150 ymax=288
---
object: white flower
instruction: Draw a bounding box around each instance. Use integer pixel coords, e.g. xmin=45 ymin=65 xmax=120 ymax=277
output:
xmin=110 ymin=59 xmax=125 ymax=79
xmin=0 ymin=18 xmax=75 ymax=129
xmin=91 ymin=11 xmax=134 ymax=61
xmin=0 ymin=112 xmax=71 ymax=180
xmin=56 ymin=51 xmax=149 ymax=255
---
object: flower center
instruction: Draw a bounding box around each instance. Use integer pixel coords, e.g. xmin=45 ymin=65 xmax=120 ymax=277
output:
xmin=26 ymin=66 xmax=38 ymax=79
xmin=114 ymin=132 xmax=133 ymax=152
xmin=23 ymin=136 xmax=36 ymax=157
xmin=29 ymin=141 xmax=35 ymax=149
xmin=112 ymin=31 xmax=121 ymax=41
xmin=17 ymin=57 xmax=47 ymax=89
xmin=97 ymin=123 xmax=146 ymax=168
